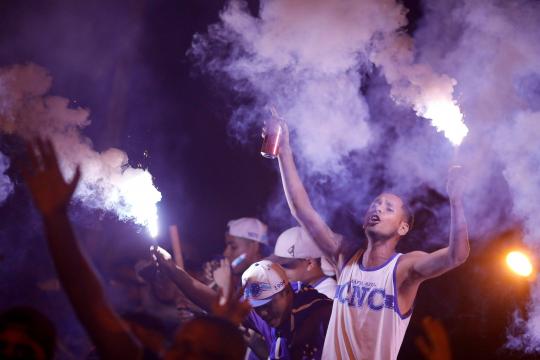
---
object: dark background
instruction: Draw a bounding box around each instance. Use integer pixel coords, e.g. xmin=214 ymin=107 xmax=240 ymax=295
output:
xmin=0 ymin=1 xmax=536 ymax=359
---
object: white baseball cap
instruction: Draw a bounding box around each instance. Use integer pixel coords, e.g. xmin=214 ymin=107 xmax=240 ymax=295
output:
xmin=273 ymin=226 xmax=324 ymax=259
xmin=242 ymin=260 xmax=289 ymax=307
xmin=227 ymin=218 xmax=268 ymax=245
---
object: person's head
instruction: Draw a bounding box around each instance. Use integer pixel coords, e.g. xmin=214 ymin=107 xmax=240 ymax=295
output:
xmin=223 ymin=218 xmax=269 ymax=275
xmin=0 ymin=307 xmax=56 ymax=360
xmin=242 ymin=260 xmax=293 ymax=328
xmin=270 ymin=227 xmax=326 ymax=284
xmin=363 ymin=193 xmax=414 ymax=242
xmin=166 ymin=316 xmax=246 ymax=360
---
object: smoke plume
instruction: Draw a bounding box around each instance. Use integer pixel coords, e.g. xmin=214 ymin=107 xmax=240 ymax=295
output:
xmin=191 ymin=0 xmax=468 ymax=238
xmin=0 ymin=63 xmax=161 ymax=236
xmin=193 ymin=0 xmax=540 ymax=351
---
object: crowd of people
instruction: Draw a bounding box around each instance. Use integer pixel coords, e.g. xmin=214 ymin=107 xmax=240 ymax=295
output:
xmin=0 ymin=124 xmax=468 ymax=359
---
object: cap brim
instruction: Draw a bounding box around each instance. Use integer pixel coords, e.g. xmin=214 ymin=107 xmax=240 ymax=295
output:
xmin=245 ymin=295 xmax=273 ymax=308
xmin=266 ymin=254 xmax=292 ymax=264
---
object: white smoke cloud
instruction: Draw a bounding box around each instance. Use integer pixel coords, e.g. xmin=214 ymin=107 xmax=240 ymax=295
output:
xmin=0 ymin=63 xmax=161 ymax=236
xmin=194 ymin=0 xmax=540 ymax=351
xmin=192 ymin=0 xmax=410 ymax=173
xmin=192 ymin=0 xmax=468 ymax=173
xmin=191 ymin=0 xmax=470 ymax=243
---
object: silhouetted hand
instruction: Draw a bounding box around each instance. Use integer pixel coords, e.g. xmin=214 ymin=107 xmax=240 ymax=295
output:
xmin=150 ymin=245 xmax=175 ymax=273
xmin=415 ymin=316 xmax=452 ymax=360
xmin=23 ymin=138 xmax=81 ymax=216
xmin=212 ymin=286 xmax=251 ymax=327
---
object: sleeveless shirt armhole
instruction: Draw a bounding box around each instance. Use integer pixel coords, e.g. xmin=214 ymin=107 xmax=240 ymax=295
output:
xmin=392 ymin=254 xmax=414 ymax=319
xmin=338 ymin=248 xmax=363 ymax=273
xmin=340 ymin=249 xmax=364 ymax=270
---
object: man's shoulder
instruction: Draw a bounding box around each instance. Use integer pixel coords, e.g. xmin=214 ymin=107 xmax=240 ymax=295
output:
xmin=395 ymin=251 xmax=430 ymax=275
xmin=400 ymin=250 xmax=429 ymax=262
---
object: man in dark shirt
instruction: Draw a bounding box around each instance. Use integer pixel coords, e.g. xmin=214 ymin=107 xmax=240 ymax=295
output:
xmin=242 ymin=260 xmax=332 ymax=360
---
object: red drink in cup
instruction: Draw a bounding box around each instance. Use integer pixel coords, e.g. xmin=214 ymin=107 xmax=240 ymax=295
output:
xmin=261 ymin=109 xmax=283 ymax=159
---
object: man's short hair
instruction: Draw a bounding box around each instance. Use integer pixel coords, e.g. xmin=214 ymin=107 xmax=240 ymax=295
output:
xmin=401 ymin=202 xmax=415 ymax=230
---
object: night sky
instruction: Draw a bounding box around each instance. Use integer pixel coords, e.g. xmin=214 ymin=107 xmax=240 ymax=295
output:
xmin=0 ymin=1 xmax=537 ymax=359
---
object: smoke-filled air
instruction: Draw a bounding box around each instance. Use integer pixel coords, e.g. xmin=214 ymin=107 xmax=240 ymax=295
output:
xmin=0 ymin=63 xmax=161 ymax=237
xmin=191 ymin=0 xmax=540 ymax=352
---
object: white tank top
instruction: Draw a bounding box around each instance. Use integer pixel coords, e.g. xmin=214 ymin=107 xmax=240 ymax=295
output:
xmin=313 ymin=276 xmax=337 ymax=299
xmin=322 ymin=250 xmax=412 ymax=360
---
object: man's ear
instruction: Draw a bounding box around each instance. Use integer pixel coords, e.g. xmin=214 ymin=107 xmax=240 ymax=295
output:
xmin=305 ymin=258 xmax=315 ymax=271
xmin=398 ymin=221 xmax=410 ymax=236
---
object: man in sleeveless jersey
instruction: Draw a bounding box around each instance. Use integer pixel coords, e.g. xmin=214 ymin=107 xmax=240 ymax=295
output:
xmin=272 ymin=123 xmax=469 ymax=360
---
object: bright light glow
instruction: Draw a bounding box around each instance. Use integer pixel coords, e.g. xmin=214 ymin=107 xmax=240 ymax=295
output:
xmin=420 ymin=100 xmax=469 ymax=146
xmin=148 ymin=217 xmax=159 ymax=238
xmin=121 ymin=168 xmax=162 ymax=238
xmin=506 ymin=251 xmax=534 ymax=277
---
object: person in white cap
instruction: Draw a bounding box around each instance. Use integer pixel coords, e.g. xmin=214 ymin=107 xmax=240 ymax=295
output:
xmin=223 ymin=217 xmax=269 ymax=276
xmin=269 ymin=226 xmax=336 ymax=299
xmin=149 ymin=217 xmax=269 ymax=308
xmin=242 ymin=260 xmax=332 ymax=360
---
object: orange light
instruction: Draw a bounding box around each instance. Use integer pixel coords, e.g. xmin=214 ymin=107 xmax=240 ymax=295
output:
xmin=506 ymin=251 xmax=533 ymax=277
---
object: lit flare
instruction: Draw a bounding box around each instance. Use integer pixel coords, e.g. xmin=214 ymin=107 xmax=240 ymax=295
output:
xmin=419 ymin=100 xmax=469 ymax=146
xmin=121 ymin=168 xmax=161 ymax=238
xmin=506 ymin=250 xmax=533 ymax=277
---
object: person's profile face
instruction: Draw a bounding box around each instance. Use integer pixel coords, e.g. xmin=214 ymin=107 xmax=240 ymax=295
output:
xmin=280 ymin=258 xmax=309 ymax=283
xmin=363 ymin=193 xmax=408 ymax=239
xmin=254 ymin=288 xmax=291 ymax=328
xmin=223 ymin=235 xmax=258 ymax=274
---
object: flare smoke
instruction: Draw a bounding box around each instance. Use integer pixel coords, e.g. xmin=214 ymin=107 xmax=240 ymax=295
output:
xmin=0 ymin=63 xmax=161 ymax=236
xmin=193 ymin=0 xmax=540 ymax=351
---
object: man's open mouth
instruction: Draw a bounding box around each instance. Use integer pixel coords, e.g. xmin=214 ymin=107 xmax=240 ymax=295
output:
xmin=367 ymin=214 xmax=381 ymax=225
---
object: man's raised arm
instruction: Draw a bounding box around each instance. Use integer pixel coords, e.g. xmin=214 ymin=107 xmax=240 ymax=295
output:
xmin=23 ymin=139 xmax=142 ymax=360
xmin=402 ymin=166 xmax=470 ymax=284
xmin=276 ymin=123 xmax=352 ymax=266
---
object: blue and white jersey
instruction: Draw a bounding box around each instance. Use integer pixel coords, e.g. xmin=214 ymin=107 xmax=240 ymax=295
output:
xmin=322 ymin=251 xmax=412 ymax=360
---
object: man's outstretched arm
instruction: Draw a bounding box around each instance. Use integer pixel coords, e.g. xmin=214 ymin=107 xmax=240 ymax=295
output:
xmin=276 ymin=123 xmax=354 ymax=267
xmin=24 ymin=139 xmax=141 ymax=360
xmin=153 ymin=248 xmax=218 ymax=312
xmin=402 ymin=166 xmax=470 ymax=283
